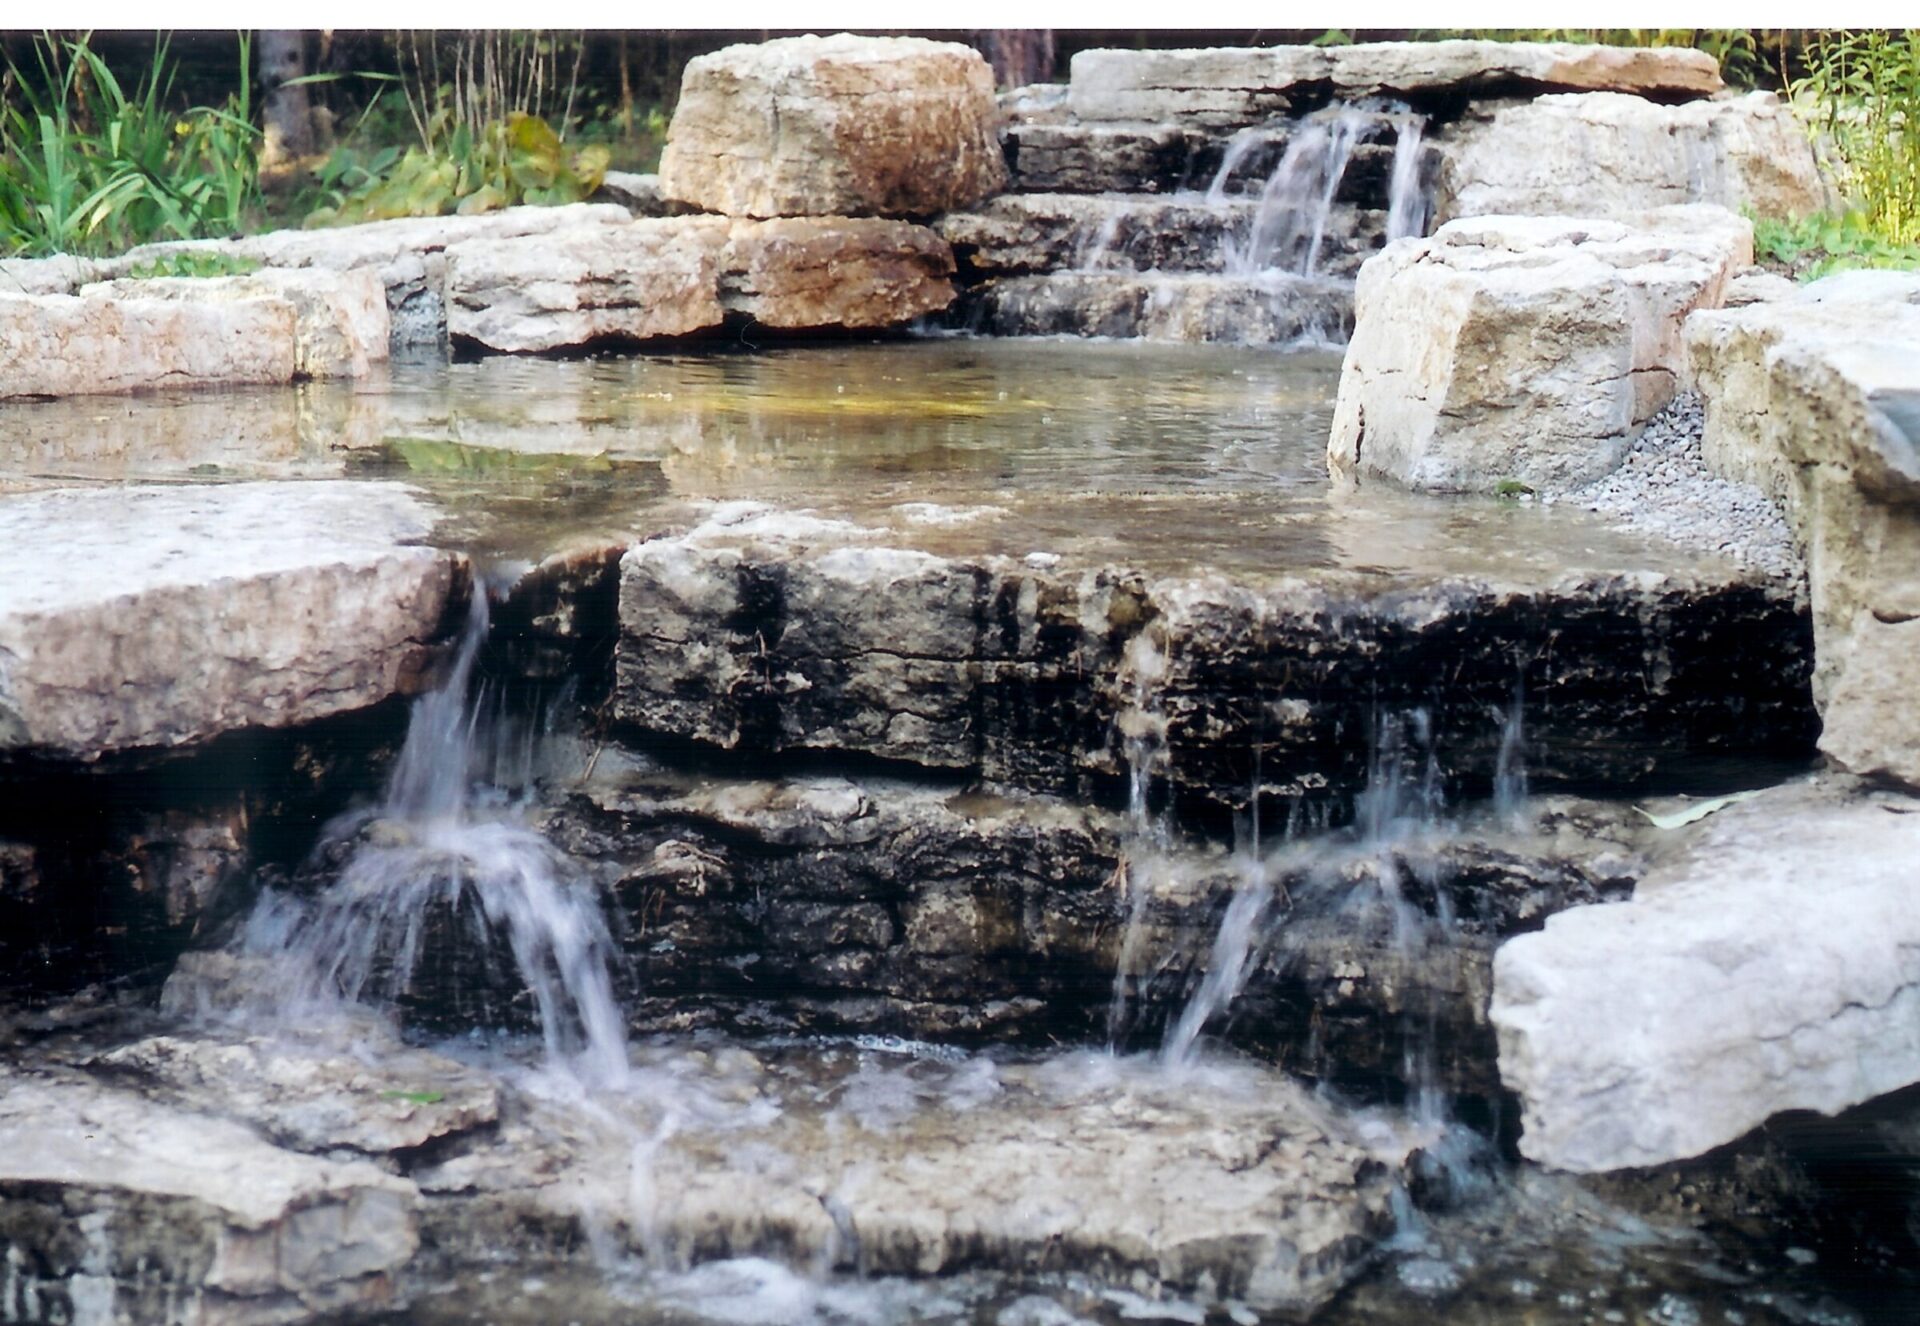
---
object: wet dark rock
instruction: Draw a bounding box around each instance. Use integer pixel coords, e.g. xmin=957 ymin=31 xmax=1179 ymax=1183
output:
xmin=612 ymin=512 xmax=1817 ymax=825
xmin=538 ymin=755 xmax=1644 ymax=1100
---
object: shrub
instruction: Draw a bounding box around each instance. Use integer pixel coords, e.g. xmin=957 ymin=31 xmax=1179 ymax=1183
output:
xmin=0 ymin=33 xmax=261 ymax=257
xmin=304 ymin=111 xmax=608 ymax=226
xmin=1795 ymin=29 xmax=1920 ymax=249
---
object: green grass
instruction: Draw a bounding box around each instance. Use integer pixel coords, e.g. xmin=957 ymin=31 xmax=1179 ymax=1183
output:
xmin=1753 ymin=210 xmax=1920 ymax=279
xmin=1795 ymin=30 xmax=1920 ymax=250
xmin=125 ymin=250 xmax=262 ymax=279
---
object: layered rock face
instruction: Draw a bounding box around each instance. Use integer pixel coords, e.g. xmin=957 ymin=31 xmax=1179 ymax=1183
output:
xmin=612 ymin=505 xmax=1812 ymax=815
xmin=1492 ymin=780 xmax=1920 ymax=1172
xmin=1685 ymin=273 xmax=1920 ymax=786
xmin=1328 ymin=207 xmax=1751 ymax=495
xmin=1433 ymin=91 xmax=1826 ymax=224
xmin=0 ymin=482 xmax=457 ymax=760
xmin=659 ymin=34 xmax=1008 ymax=218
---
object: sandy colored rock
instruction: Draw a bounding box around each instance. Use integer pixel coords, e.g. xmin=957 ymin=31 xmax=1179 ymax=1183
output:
xmin=0 ymin=290 xmax=296 ymax=399
xmin=96 ymin=1033 xmax=500 ymax=1156
xmin=0 ymin=254 xmax=98 ymax=295
xmin=0 ymin=1069 xmax=417 ymax=1316
xmin=1434 ymin=91 xmax=1825 ymax=223
xmin=108 ymin=203 xmax=633 ymax=348
xmin=1492 ymin=781 xmax=1920 ymax=1172
xmin=1329 ymin=207 xmax=1751 ymax=494
xmin=0 ymin=482 xmax=457 ymax=760
xmin=1684 ymin=272 xmax=1920 ymax=785
xmin=1067 ymin=41 xmax=1721 ymax=123
xmin=659 ymin=34 xmax=1008 ymax=219
xmin=719 ymin=216 xmax=956 ymax=328
xmin=443 ymin=216 xmax=730 ymax=353
xmin=80 ymin=267 xmax=390 ymax=378
xmin=420 ymin=1045 xmax=1409 ymax=1315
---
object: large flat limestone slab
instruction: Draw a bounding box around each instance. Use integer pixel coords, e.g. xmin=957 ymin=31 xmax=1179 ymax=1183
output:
xmin=0 ymin=1069 xmax=417 ymax=1320
xmin=0 ymin=290 xmax=297 ymax=399
xmin=1067 ymin=41 xmax=1722 ymax=122
xmin=421 ymin=1047 xmax=1409 ymax=1315
xmin=1491 ymin=781 xmax=1920 ymax=1172
xmin=0 ymin=482 xmax=458 ymax=760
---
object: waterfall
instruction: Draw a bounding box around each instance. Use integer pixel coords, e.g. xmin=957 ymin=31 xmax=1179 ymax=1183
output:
xmin=1492 ymin=686 xmax=1529 ymax=825
xmin=1228 ymin=106 xmax=1369 ymax=278
xmin=1161 ymin=767 xmax=1273 ymax=1068
xmin=1385 ymin=113 xmax=1431 ymax=243
xmin=232 ymin=588 xmax=631 ymax=1087
xmin=1105 ymin=632 xmax=1172 ymax=1047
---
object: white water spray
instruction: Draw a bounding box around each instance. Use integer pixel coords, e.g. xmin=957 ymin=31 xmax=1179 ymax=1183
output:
xmin=234 ymin=590 xmax=631 ymax=1087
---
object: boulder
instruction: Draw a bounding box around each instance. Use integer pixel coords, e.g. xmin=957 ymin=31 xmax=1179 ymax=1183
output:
xmin=107 ymin=203 xmax=634 ymax=348
xmin=442 ymin=215 xmax=957 ymax=352
xmin=658 ymin=34 xmax=1008 ymax=219
xmin=443 ymin=217 xmax=730 ymax=353
xmin=1491 ymin=780 xmax=1920 ymax=1172
xmin=79 ymin=267 xmax=390 ymax=378
xmin=1433 ymin=91 xmax=1825 ymax=223
xmin=0 ymin=482 xmax=458 ymax=760
xmin=718 ymin=216 xmax=956 ymax=329
xmin=1684 ymin=273 xmax=1920 ymax=785
xmin=1067 ymin=42 xmax=1722 ymax=123
xmin=0 ymin=290 xmax=296 ymax=399
xmin=1328 ymin=207 xmax=1752 ymax=494
xmin=0 ymin=1069 xmax=417 ymax=1319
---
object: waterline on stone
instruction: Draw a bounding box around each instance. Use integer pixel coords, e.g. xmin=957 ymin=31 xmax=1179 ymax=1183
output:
xmin=227 ymin=589 xmax=631 ymax=1087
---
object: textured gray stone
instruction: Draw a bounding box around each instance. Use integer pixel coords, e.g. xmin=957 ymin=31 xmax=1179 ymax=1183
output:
xmin=1492 ymin=781 xmax=1920 ymax=1172
xmin=0 ymin=290 xmax=297 ymax=399
xmin=1328 ymin=207 xmax=1751 ymax=495
xmin=659 ymin=34 xmax=1008 ymax=219
xmin=0 ymin=482 xmax=457 ymax=760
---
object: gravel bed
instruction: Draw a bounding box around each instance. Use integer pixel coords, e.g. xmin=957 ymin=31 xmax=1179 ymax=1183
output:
xmin=1549 ymin=394 xmax=1804 ymax=581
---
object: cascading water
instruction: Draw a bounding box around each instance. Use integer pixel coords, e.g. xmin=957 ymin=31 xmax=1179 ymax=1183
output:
xmin=1105 ymin=631 xmax=1172 ymax=1047
xmin=1385 ymin=113 xmax=1432 ymax=243
xmin=1228 ymin=106 xmax=1370 ymax=278
xmin=230 ymin=588 xmax=631 ymax=1087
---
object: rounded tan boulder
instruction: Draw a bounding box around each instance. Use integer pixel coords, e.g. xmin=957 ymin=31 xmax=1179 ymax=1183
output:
xmin=659 ymin=33 xmax=1008 ymax=219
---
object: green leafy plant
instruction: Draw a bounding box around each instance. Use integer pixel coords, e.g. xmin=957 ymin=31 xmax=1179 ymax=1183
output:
xmin=125 ymin=250 xmax=262 ymax=279
xmin=1753 ymin=210 xmax=1920 ymax=279
xmin=1795 ymin=30 xmax=1920 ymax=249
xmin=1494 ymin=478 xmax=1538 ymax=499
xmin=305 ymin=111 xmax=609 ymax=226
xmin=0 ymin=32 xmax=261 ymax=257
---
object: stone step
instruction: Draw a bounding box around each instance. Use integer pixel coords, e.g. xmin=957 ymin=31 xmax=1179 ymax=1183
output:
xmin=951 ymin=271 xmax=1357 ymax=342
xmin=610 ymin=501 xmax=1815 ymax=819
xmin=0 ymin=482 xmax=460 ymax=762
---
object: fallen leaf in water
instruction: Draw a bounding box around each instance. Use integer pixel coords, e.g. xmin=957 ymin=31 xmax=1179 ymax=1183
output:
xmin=1632 ymin=789 xmax=1766 ymax=830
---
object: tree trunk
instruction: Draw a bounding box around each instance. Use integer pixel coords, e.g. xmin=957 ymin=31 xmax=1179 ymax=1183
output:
xmin=969 ymin=30 xmax=1056 ymax=90
xmin=260 ymin=30 xmax=317 ymax=163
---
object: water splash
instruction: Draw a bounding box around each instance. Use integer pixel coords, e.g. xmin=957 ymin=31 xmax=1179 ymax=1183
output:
xmin=1385 ymin=113 xmax=1431 ymax=243
xmin=232 ymin=589 xmax=631 ymax=1087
